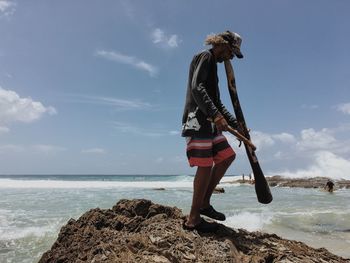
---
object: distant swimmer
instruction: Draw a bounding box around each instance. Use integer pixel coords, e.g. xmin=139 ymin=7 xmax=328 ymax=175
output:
xmin=324 ymin=180 xmax=335 ymax=193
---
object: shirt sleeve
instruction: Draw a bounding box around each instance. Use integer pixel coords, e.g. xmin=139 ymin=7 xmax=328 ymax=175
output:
xmin=190 ymin=52 xmax=220 ymax=119
xmin=216 ymin=100 xmax=239 ymax=129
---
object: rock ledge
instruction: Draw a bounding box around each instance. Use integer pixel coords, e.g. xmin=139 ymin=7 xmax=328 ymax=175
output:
xmin=39 ymin=199 xmax=349 ymax=263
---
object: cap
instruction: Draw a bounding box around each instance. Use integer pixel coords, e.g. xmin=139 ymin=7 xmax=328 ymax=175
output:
xmin=218 ymin=30 xmax=244 ymax=59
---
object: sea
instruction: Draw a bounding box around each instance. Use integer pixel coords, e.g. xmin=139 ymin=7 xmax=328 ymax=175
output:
xmin=0 ymin=174 xmax=349 ymax=262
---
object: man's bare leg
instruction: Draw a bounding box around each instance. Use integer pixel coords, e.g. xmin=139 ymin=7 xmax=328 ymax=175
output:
xmin=185 ymin=166 xmax=212 ymax=227
xmin=202 ymin=155 xmax=235 ymax=209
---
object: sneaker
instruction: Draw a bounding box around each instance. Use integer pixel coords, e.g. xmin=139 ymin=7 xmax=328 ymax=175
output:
xmin=200 ymin=205 xmax=226 ymax=221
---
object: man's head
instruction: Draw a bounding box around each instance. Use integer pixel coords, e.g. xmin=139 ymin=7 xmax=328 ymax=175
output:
xmin=205 ymin=30 xmax=244 ymax=61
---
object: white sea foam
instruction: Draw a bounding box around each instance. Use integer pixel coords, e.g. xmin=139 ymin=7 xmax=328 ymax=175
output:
xmin=217 ymin=176 xmax=241 ymax=187
xmin=0 ymin=209 xmax=56 ymax=241
xmin=173 ymin=175 xmax=193 ymax=182
xmin=220 ymin=176 xmax=240 ymax=183
xmin=275 ymin=210 xmax=350 ymax=216
xmin=0 ymin=178 xmax=195 ymax=189
xmin=0 ymin=226 xmax=52 ymax=240
xmin=225 ymin=211 xmax=273 ymax=232
xmin=0 ymin=176 xmax=241 ymax=189
xmin=0 ymin=210 xmax=10 ymax=226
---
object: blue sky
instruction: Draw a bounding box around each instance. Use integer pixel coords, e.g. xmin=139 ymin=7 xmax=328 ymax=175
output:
xmin=0 ymin=0 xmax=350 ymax=178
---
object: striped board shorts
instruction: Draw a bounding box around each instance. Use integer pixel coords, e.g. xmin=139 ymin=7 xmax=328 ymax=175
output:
xmin=185 ymin=134 xmax=235 ymax=167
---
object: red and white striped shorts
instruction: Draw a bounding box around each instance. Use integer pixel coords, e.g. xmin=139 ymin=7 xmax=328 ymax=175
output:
xmin=185 ymin=134 xmax=235 ymax=167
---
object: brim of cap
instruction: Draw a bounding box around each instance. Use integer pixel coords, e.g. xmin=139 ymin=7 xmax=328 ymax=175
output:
xmin=234 ymin=49 xmax=243 ymax=59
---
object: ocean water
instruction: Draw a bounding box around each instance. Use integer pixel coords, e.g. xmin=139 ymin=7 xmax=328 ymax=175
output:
xmin=0 ymin=174 xmax=349 ymax=262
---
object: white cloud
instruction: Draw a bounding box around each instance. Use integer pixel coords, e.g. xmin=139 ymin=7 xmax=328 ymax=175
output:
xmin=336 ymin=103 xmax=350 ymax=115
xmin=32 ymin=144 xmax=66 ymax=154
xmin=0 ymin=88 xmax=57 ymax=130
xmin=70 ymin=95 xmax=152 ymax=111
xmin=272 ymin=133 xmax=296 ymax=143
xmin=301 ymin=104 xmax=319 ymax=110
xmin=169 ymin=130 xmax=180 ymax=135
xmin=0 ymin=126 xmax=9 ymax=135
xmin=95 ymin=50 xmax=158 ymax=77
xmin=1 ymin=72 xmax=13 ymax=78
xmin=228 ymin=128 xmax=340 ymax=158
xmin=329 ymin=123 xmax=350 ymax=133
xmin=5 ymin=73 xmax=12 ymax=78
xmin=298 ymin=128 xmax=350 ymax=155
xmin=0 ymin=144 xmax=66 ymax=154
xmin=99 ymin=97 xmax=143 ymax=108
xmin=171 ymin=155 xmax=186 ymax=163
xmin=0 ymin=0 xmax=16 ymax=16
xmin=151 ymin=28 xmax=180 ymax=48
xmin=0 ymin=144 xmax=24 ymax=153
xmin=249 ymin=131 xmax=295 ymax=150
xmin=155 ymin=157 xmax=164 ymax=163
xmin=273 ymin=151 xmax=284 ymax=160
xmin=254 ymin=125 xmax=350 ymax=179
xmin=297 ymin=128 xmax=336 ymax=151
xmin=120 ymin=0 xmax=135 ymax=20
xmin=279 ymin=151 xmax=350 ymax=180
xmin=113 ymin=121 xmax=167 ymax=137
xmin=251 ymin=131 xmax=275 ymax=149
xmin=81 ymin=148 xmax=106 ymax=154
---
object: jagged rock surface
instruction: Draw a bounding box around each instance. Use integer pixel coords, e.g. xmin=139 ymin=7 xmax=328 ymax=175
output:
xmin=39 ymin=199 xmax=349 ymax=263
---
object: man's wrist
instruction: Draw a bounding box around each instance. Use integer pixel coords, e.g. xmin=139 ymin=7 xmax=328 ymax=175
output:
xmin=214 ymin=114 xmax=224 ymax=123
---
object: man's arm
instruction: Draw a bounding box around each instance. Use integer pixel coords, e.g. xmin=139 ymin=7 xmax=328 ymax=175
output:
xmin=191 ymin=52 xmax=220 ymax=120
xmin=216 ymin=102 xmax=239 ymax=129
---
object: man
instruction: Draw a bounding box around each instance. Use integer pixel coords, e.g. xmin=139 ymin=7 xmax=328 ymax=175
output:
xmin=324 ymin=180 xmax=335 ymax=193
xmin=182 ymin=30 xmax=244 ymax=232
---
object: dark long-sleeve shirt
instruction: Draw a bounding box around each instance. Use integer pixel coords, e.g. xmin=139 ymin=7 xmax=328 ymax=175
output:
xmin=182 ymin=49 xmax=238 ymax=137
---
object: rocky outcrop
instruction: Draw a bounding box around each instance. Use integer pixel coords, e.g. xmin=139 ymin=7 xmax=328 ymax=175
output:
xmin=235 ymin=176 xmax=350 ymax=189
xmin=39 ymin=199 xmax=349 ymax=263
xmin=213 ymin=187 xmax=225 ymax=193
xmin=267 ymin=176 xmax=350 ymax=189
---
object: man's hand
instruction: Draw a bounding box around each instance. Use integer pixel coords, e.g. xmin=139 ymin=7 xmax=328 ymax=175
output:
xmin=214 ymin=115 xmax=228 ymax=132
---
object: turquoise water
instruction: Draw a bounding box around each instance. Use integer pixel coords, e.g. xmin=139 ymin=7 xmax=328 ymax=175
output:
xmin=0 ymin=175 xmax=349 ymax=262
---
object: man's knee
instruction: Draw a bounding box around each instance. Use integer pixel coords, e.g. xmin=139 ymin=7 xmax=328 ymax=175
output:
xmin=195 ymin=166 xmax=213 ymax=178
